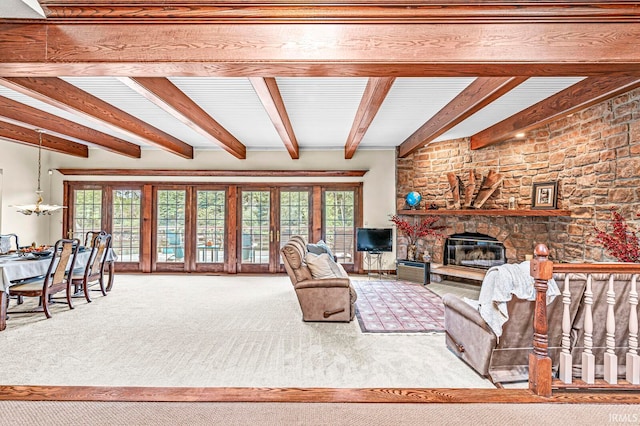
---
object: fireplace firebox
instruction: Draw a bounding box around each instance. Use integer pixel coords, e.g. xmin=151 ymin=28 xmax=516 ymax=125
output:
xmin=444 ymin=232 xmax=506 ymax=270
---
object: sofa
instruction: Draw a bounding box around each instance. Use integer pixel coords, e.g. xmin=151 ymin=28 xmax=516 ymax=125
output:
xmin=281 ymin=235 xmax=357 ymax=322
xmin=443 ymin=270 xmax=637 ymax=383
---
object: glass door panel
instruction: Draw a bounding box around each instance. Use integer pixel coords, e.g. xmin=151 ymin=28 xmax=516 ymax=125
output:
xmin=196 ymin=190 xmax=226 ymax=264
xmin=72 ymin=188 xmax=103 ymax=242
xmin=324 ymin=190 xmax=355 ymax=264
xmin=279 ymin=190 xmax=310 ymax=263
xmin=111 ymin=189 xmax=142 ymax=263
xmin=156 ymin=189 xmax=186 ymax=264
xmin=240 ymin=190 xmax=270 ymax=270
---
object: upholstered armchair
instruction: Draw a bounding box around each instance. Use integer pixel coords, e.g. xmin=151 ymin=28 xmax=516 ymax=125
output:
xmin=281 ymin=236 xmax=357 ymax=322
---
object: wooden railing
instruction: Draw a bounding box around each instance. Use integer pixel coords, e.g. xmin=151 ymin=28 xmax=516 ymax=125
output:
xmin=529 ymin=244 xmax=640 ymax=396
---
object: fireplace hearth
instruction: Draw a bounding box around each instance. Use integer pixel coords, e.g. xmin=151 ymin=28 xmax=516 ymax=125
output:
xmin=444 ymin=232 xmax=506 ymax=270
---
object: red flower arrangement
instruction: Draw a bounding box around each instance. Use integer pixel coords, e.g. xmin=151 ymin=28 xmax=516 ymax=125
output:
xmin=390 ymin=214 xmax=445 ymax=245
xmin=593 ymin=208 xmax=640 ymax=263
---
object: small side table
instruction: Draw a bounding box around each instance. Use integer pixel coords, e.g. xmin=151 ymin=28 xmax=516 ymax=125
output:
xmin=364 ymin=251 xmax=384 ymax=279
xmin=396 ymin=259 xmax=430 ymax=285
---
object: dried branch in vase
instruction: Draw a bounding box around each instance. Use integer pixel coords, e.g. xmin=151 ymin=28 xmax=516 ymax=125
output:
xmin=593 ymin=208 xmax=640 ymax=263
xmin=390 ymin=215 xmax=445 ymax=246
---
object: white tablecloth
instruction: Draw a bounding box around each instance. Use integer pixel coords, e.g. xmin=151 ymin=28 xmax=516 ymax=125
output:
xmin=0 ymin=249 xmax=117 ymax=293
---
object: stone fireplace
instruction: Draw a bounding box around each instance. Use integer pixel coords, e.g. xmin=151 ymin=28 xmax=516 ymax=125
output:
xmin=444 ymin=232 xmax=506 ymax=270
xmin=412 ymin=214 xmax=553 ymax=266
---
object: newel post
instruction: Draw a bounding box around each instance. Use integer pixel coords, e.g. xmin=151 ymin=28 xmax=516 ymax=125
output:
xmin=529 ymin=244 xmax=554 ymax=397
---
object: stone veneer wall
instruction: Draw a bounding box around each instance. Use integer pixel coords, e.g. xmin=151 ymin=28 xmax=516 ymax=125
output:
xmin=396 ymin=87 xmax=640 ymax=263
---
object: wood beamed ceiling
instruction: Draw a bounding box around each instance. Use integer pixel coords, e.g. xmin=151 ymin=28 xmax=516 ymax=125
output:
xmin=1 ymin=1 xmax=640 ymax=160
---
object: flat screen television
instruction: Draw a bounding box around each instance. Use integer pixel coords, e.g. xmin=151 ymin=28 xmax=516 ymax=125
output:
xmin=356 ymin=228 xmax=393 ymax=253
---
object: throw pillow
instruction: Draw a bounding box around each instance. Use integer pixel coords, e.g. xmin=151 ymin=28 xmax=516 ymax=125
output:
xmin=306 ymin=243 xmax=328 ymax=256
xmin=315 ymin=240 xmax=335 ymax=260
xmin=305 ymin=252 xmax=344 ymax=279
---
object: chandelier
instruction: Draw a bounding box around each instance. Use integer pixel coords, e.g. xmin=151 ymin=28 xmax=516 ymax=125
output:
xmin=12 ymin=130 xmax=66 ymax=216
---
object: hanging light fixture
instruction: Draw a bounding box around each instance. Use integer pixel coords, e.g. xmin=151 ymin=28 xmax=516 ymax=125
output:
xmin=12 ymin=130 xmax=66 ymax=216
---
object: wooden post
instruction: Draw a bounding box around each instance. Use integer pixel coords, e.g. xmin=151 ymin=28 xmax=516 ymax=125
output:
xmin=529 ymin=243 xmax=553 ymax=397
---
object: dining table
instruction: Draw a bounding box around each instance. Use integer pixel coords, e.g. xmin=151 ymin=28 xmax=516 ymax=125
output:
xmin=0 ymin=247 xmax=117 ymax=331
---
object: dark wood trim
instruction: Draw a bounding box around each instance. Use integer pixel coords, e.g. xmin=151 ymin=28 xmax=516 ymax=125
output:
xmin=398 ymin=76 xmax=528 ymax=157
xmin=397 ymin=209 xmax=572 ymax=217
xmin=141 ymin=185 xmax=153 ymax=273
xmin=34 ymin=2 xmax=640 ymax=24
xmin=0 ymin=121 xmax=88 ymax=158
xmin=0 ymin=77 xmax=193 ymax=159
xmin=120 ymin=77 xmax=246 ymax=159
xmin=312 ymin=186 xmax=323 ymax=244
xmin=471 ymin=75 xmax=640 ymax=149
xmin=1 ymin=385 xmax=640 ymax=403
xmin=0 ymin=95 xmax=140 ymax=158
xmin=57 ymin=169 xmax=368 ymax=177
xmin=344 ymin=77 xmax=395 ymax=159
xmin=249 ymin=77 xmax=299 ymax=159
xmin=553 ymin=263 xmax=640 ymax=274
xmin=3 ymin=23 xmax=640 ymax=77
xmin=226 ymin=185 xmax=238 ymax=273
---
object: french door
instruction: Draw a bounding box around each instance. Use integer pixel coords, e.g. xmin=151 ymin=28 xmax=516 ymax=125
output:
xmin=237 ymin=187 xmax=312 ymax=273
xmin=65 ymin=182 xmax=360 ymax=274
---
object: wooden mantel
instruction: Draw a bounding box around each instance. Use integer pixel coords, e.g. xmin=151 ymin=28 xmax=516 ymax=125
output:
xmin=397 ymin=209 xmax=571 ymax=217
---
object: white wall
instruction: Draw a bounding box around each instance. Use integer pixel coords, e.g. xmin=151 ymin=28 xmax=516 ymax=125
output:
xmin=49 ymin=147 xmax=399 ymax=270
xmin=0 ymin=142 xmax=56 ymax=246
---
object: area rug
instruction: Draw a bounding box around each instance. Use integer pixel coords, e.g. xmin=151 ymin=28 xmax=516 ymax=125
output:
xmin=352 ymin=279 xmax=445 ymax=333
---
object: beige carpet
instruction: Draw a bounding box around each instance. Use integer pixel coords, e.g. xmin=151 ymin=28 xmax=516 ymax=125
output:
xmin=1 ymin=401 xmax=637 ymax=426
xmin=0 ymin=274 xmax=493 ymax=389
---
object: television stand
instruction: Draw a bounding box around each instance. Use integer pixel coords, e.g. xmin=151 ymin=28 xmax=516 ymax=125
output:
xmin=363 ymin=251 xmax=384 ymax=279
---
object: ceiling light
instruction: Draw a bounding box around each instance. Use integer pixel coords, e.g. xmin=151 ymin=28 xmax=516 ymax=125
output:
xmin=11 ymin=130 xmax=66 ymax=216
xmin=515 ymin=132 xmax=526 ymax=138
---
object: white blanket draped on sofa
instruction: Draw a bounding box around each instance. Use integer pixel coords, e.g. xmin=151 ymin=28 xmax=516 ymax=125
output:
xmin=465 ymin=261 xmax=560 ymax=339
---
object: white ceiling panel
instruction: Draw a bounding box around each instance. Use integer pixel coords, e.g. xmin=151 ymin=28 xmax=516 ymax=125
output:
xmin=0 ymin=85 xmax=145 ymax=148
xmin=63 ymin=77 xmax=218 ymax=149
xmin=275 ymin=77 xmax=369 ymax=148
xmin=169 ymin=77 xmax=283 ymax=150
xmin=361 ymin=77 xmax=476 ymax=147
xmin=434 ymin=77 xmax=586 ymax=142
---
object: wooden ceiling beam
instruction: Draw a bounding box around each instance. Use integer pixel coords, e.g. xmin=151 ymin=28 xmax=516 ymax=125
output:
xmin=344 ymin=77 xmax=395 ymax=159
xmin=0 ymin=121 xmax=88 ymax=158
xmin=119 ymin=77 xmax=246 ymax=159
xmin=470 ymin=75 xmax=640 ymax=149
xmin=398 ymin=76 xmax=528 ymax=157
xmin=2 ymin=22 xmax=640 ymax=77
xmin=0 ymin=77 xmax=194 ymax=159
xmin=249 ymin=77 xmax=299 ymax=159
xmin=0 ymin=95 xmax=140 ymax=158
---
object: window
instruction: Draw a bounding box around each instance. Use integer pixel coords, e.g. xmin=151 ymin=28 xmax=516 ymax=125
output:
xmin=324 ymin=190 xmax=355 ymax=264
xmin=196 ymin=190 xmax=226 ymax=263
xmin=156 ymin=189 xmax=186 ymax=262
xmin=72 ymin=188 xmax=102 ymax=241
xmin=112 ymin=189 xmax=141 ymax=262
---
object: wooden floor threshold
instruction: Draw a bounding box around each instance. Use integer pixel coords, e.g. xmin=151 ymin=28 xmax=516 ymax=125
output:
xmin=1 ymin=386 xmax=640 ymax=404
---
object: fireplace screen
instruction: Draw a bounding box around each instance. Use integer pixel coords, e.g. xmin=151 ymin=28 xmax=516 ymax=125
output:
xmin=444 ymin=233 xmax=506 ymax=270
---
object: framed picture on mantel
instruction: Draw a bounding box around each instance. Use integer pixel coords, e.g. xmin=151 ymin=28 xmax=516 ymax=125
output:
xmin=532 ymin=181 xmax=558 ymax=209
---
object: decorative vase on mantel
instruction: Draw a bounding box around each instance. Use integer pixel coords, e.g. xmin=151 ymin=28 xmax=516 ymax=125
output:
xmin=407 ymin=244 xmax=417 ymax=261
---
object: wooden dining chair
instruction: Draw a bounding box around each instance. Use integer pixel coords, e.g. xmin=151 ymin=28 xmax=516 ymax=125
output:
xmin=84 ymin=230 xmax=105 ymax=247
xmin=71 ymin=233 xmax=112 ymax=303
xmin=0 ymin=233 xmax=20 ymax=254
xmin=8 ymin=238 xmax=81 ymax=319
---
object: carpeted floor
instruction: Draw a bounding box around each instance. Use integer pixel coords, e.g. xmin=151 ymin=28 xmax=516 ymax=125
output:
xmin=352 ymin=279 xmax=445 ymax=333
xmin=0 ymin=274 xmax=493 ymax=389
xmin=0 ymin=401 xmax=637 ymax=426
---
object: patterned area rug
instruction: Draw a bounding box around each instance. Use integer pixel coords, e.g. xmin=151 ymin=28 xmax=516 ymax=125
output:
xmin=352 ymin=279 xmax=445 ymax=333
